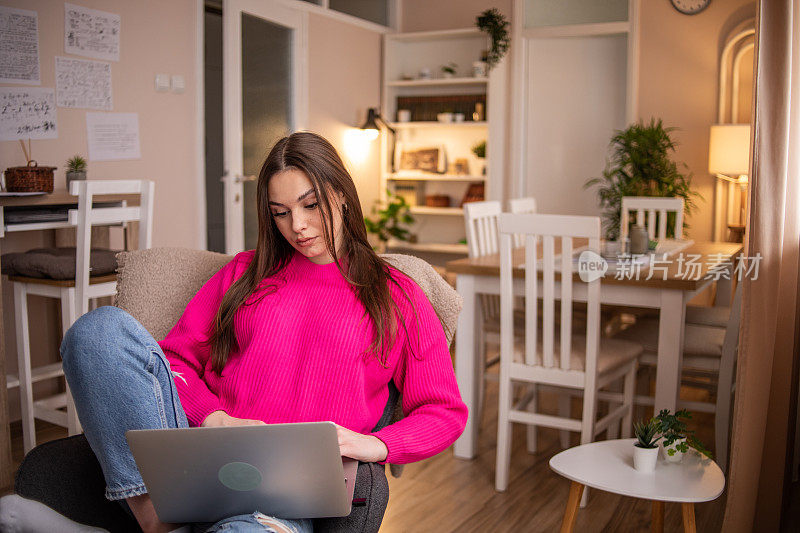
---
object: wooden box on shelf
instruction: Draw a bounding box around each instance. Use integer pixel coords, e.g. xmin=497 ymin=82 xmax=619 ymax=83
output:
xmin=425 ymin=195 xmax=450 ymax=208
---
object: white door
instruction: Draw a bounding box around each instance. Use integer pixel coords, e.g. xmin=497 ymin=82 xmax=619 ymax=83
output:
xmin=223 ymin=0 xmax=307 ymax=254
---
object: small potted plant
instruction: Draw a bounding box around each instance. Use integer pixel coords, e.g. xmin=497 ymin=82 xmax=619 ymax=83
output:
xmin=476 ymin=8 xmax=510 ymax=71
xmin=364 ymin=189 xmax=415 ymax=253
xmin=655 ymin=409 xmax=712 ymax=462
xmin=472 ymin=140 xmax=486 ymax=175
xmin=441 ymin=62 xmax=457 ymax=78
xmin=66 ymin=155 xmax=87 ymax=189
xmin=633 ymin=418 xmax=660 ymax=472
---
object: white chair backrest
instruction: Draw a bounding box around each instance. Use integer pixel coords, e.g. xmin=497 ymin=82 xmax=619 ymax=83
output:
xmin=509 ymin=197 xmax=537 ymax=248
xmin=69 ymin=179 xmax=155 ymax=315
xmin=463 ymin=200 xmax=502 ymax=258
xmin=620 ymin=196 xmax=684 ymax=241
xmin=498 ymin=213 xmax=602 ymax=378
xmin=509 ymin=196 xmax=537 ymax=214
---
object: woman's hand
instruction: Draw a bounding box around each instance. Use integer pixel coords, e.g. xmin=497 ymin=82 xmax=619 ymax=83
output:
xmin=335 ymin=424 xmax=388 ymax=463
xmin=201 ymin=410 xmax=266 ymax=427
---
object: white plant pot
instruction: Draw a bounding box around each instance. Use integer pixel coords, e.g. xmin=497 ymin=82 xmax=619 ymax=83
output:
xmin=662 ymin=438 xmax=687 ymax=463
xmin=633 ymin=445 xmax=659 ymax=472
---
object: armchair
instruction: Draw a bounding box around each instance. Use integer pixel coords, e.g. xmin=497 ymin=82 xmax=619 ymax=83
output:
xmin=14 ymin=248 xmax=462 ymax=532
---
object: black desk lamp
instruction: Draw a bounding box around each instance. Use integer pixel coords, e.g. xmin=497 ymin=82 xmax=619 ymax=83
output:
xmin=360 ymin=108 xmax=396 ymax=171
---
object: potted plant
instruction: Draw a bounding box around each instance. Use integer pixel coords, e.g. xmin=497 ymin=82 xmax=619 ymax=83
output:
xmin=655 ymin=409 xmax=712 ymax=462
xmin=633 ymin=418 xmax=660 ymax=472
xmin=584 ymin=119 xmax=700 ymax=241
xmin=472 ymin=140 xmax=486 ymax=175
xmin=66 ymin=155 xmax=87 ymax=189
xmin=476 ymin=8 xmax=510 ymax=71
xmin=441 ymin=63 xmax=457 ymax=78
xmin=364 ymin=189 xmax=415 ymax=253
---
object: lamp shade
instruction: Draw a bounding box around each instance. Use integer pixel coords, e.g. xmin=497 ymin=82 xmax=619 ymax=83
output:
xmin=708 ymin=124 xmax=751 ymax=175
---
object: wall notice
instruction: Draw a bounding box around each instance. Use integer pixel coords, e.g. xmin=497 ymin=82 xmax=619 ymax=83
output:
xmin=0 ymin=87 xmax=57 ymax=140
xmin=0 ymin=6 xmax=40 ymax=84
xmin=56 ymin=57 xmax=112 ymax=110
xmin=86 ymin=112 xmax=140 ymax=161
xmin=65 ymin=3 xmax=120 ymax=62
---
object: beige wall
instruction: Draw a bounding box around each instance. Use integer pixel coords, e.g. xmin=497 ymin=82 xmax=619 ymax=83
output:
xmin=637 ymin=0 xmax=756 ymax=241
xmin=0 ymin=0 xmax=201 ymax=249
xmin=400 ymin=0 xmax=512 ymax=33
xmin=306 ymin=13 xmax=382 ymax=216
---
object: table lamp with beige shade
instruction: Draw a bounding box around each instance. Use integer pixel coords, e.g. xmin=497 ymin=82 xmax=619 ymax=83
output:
xmin=709 ymin=124 xmax=751 ymax=242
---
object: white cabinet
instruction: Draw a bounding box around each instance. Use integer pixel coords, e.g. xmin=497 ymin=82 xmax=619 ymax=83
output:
xmin=380 ymin=28 xmax=506 ymax=263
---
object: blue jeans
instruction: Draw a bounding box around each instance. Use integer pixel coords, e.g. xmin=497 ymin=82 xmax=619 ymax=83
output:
xmin=61 ymin=306 xmax=313 ymax=533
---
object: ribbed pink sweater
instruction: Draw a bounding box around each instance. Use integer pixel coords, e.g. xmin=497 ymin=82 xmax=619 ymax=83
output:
xmin=159 ymin=250 xmax=467 ymax=464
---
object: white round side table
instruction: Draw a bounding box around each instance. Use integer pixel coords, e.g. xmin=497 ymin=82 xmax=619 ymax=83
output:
xmin=549 ymin=439 xmax=725 ymax=533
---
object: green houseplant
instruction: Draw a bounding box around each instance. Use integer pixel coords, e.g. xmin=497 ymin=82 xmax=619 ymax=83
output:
xmin=364 ymin=189 xmax=415 ymax=252
xmin=472 ymin=140 xmax=486 ymax=175
xmin=655 ymin=409 xmax=712 ymax=461
xmin=633 ymin=418 xmax=661 ymax=472
xmin=65 ymin=154 xmax=87 ymax=189
xmin=476 ymin=8 xmax=510 ymax=71
xmin=584 ymin=119 xmax=700 ymax=240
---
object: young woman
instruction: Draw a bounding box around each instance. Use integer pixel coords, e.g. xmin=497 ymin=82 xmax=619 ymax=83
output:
xmin=56 ymin=132 xmax=467 ymax=533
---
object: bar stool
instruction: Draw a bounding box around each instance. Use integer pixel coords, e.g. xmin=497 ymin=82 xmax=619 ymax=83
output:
xmin=6 ymin=180 xmax=154 ymax=453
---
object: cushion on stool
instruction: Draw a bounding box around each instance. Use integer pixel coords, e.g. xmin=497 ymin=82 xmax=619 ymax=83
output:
xmin=1 ymin=247 xmax=118 ymax=280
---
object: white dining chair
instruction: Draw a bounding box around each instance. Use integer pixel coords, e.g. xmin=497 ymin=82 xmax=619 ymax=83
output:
xmin=495 ymin=213 xmax=641 ymax=497
xmin=620 ymin=196 xmax=684 ymax=242
xmin=7 ymin=179 xmax=154 ymax=452
xmin=509 ymin=196 xmax=537 ymax=248
xmin=614 ymin=283 xmax=741 ymax=471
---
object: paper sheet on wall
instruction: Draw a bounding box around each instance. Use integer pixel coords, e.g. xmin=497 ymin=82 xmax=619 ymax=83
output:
xmin=65 ymin=3 xmax=120 ymax=62
xmin=0 ymin=87 xmax=57 ymax=140
xmin=86 ymin=112 xmax=140 ymax=161
xmin=0 ymin=6 xmax=40 ymax=84
xmin=56 ymin=56 xmax=112 ymax=110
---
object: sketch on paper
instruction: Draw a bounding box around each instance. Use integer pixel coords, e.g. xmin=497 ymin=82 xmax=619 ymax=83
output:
xmin=86 ymin=112 xmax=140 ymax=161
xmin=0 ymin=87 xmax=57 ymax=141
xmin=65 ymin=3 xmax=120 ymax=62
xmin=0 ymin=6 xmax=40 ymax=84
xmin=56 ymin=57 xmax=112 ymax=110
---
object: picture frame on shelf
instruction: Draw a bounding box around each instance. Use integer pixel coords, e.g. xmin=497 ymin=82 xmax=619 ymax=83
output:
xmin=395 ymin=142 xmax=447 ymax=174
xmin=451 ymin=158 xmax=470 ymax=175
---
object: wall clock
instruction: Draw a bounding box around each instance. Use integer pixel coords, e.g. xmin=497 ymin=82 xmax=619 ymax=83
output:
xmin=671 ymin=0 xmax=711 ymax=15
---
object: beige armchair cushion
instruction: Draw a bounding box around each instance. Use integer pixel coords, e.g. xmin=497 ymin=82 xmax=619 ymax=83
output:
xmin=115 ymin=248 xmax=462 ymax=344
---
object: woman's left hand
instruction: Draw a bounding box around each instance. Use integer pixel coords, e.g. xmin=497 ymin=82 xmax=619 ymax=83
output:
xmin=335 ymin=424 xmax=388 ymax=463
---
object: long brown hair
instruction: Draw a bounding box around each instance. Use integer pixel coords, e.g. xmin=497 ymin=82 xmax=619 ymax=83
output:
xmin=208 ymin=131 xmax=406 ymax=373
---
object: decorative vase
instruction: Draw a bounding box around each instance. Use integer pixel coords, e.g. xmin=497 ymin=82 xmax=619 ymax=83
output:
xmin=633 ymin=445 xmax=659 ymax=472
xmin=662 ymin=438 xmax=687 ymax=463
xmin=629 ymin=224 xmax=649 ymax=255
xmin=66 ymin=170 xmax=86 ymax=190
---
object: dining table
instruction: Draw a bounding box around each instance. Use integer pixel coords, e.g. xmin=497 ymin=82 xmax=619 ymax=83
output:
xmin=445 ymin=240 xmax=744 ymax=459
xmin=0 ymin=190 xmax=141 ymax=486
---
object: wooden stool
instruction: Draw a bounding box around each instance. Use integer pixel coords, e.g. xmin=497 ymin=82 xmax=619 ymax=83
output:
xmin=549 ymin=439 xmax=725 ymax=533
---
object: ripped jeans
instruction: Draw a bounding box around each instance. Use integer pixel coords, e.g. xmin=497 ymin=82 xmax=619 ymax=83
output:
xmin=61 ymin=306 xmax=312 ymax=533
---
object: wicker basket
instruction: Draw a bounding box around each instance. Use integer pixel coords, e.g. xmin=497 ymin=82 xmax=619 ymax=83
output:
xmin=5 ymin=160 xmax=55 ymax=193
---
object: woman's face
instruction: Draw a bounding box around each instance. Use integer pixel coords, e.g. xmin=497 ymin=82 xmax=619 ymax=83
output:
xmin=267 ymin=168 xmax=344 ymax=264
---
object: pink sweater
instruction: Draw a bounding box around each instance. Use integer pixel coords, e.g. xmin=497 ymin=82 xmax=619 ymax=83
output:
xmin=159 ymin=250 xmax=467 ymax=464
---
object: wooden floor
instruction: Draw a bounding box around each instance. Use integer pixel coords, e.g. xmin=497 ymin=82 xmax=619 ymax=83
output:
xmin=3 ymin=383 xmax=726 ymax=532
xmin=382 ymin=380 xmax=727 ymax=533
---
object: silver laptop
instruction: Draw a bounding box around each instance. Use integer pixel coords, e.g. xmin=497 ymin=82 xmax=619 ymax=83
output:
xmin=126 ymin=422 xmax=358 ymax=523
